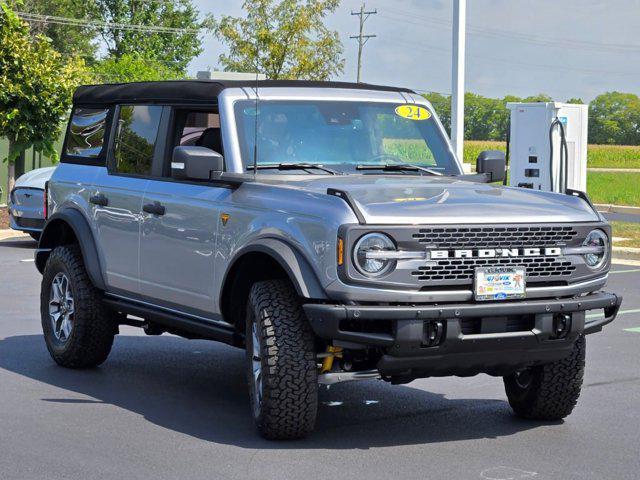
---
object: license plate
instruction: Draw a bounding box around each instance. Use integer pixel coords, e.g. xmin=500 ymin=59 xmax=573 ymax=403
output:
xmin=474 ymin=267 xmax=526 ymax=301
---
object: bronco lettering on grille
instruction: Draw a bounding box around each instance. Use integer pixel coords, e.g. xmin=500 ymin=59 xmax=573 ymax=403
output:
xmin=430 ymin=247 xmax=562 ymax=259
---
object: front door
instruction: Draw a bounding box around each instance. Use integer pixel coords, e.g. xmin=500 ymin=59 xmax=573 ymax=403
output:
xmin=138 ymin=108 xmax=227 ymax=315
xmin=91 ymin=104 xmax=163 ymax=294
xmin=139 ymin=181 xmax=227 ymax=314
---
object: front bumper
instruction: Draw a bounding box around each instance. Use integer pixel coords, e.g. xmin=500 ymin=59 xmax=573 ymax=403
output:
xmin=303 ymin=291 xmax=622 ymax=378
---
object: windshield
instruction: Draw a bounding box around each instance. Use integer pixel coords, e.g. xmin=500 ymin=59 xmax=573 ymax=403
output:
xmin=234 ymin=100 xmax=461 ymax=175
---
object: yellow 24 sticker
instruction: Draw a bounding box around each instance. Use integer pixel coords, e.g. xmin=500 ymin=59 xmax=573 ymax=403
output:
xmin=395 ymin=105 xmax=432 ymax=121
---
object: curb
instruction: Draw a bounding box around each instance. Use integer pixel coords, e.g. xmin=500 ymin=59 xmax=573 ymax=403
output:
xmin=596 ymin=203 xmax=640 ymax=215
xmin=0 ymin=229 xmax=28 ymax=241
xmin=588 ymin=168 xmax=640 ymax=173
xmin=613 ymin=246 xmax=640 ymax=262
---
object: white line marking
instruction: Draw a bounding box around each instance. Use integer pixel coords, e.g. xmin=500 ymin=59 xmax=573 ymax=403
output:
xmin=610 ymin=268 xmax=640 ymax=274
xmin=481 ymin=466 xmax=538 ymax=479
xmin=586 ymin=308 xmax=640 ymax=319
xmin=20 ymin=258 xmax=34 ymax=263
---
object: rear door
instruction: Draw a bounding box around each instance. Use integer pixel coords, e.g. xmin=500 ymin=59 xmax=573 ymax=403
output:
xmin=91 ymin=105 xmax=163 ymax=294
xmin=138 ymin=110 xmax=228 ymax=316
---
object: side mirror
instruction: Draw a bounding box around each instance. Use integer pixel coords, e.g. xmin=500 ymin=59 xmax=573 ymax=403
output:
xmin=172 ymin=146 xmax=224 ymax=180
xmin=476 ymin=150 xmax=506 ymax=183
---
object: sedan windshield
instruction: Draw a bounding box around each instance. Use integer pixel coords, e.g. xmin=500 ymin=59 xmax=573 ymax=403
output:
xmin=234 ymin=100 xmax=461 ymax=175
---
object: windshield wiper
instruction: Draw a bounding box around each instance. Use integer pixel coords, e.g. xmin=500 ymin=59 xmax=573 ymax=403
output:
xmin=356 ymin=163 xmax=442 ymax=176
xmin=248 ymin=163 xmax=339 ymax=175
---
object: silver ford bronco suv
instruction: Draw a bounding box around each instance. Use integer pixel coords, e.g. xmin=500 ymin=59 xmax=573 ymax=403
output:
xmin=36 ymin=80 xmax=621 ymax=439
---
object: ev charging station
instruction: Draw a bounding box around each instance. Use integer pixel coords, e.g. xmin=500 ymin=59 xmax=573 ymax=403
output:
xmin=507 ymin=102 xmax=589 ymax=193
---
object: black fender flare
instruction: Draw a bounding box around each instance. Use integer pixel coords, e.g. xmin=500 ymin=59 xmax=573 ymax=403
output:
xmin=36 ymin=208 xmax=106 ymax=290
xmin=221 ymin=238 xmax=328 ymax=301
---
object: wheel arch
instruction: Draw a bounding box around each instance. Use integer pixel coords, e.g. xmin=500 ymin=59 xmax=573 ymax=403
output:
xmin=36 ymin=208 xmax=106 ymax=290
xmin=219 ymin=238 xmax=328 ymax=330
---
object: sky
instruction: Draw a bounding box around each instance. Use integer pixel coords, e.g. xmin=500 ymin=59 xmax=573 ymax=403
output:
xmin=190 ymin=0 xmax=640 ymax=102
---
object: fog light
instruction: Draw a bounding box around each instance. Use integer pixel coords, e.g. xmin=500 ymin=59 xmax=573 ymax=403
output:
xmin=552 ymin=313 xmax=571 ymax=339
xmin=422 ymin=320 xmax=445 ymax=347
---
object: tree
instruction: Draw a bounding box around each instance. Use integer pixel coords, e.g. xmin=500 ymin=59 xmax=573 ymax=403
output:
xmin=423 ymin=92 xmax=451 ymax=135
xmin=22 ymin=0 xmax=98 ymax=61
xmin=213 ymin=0 xmax=345 ymax=80
xmin=464 ymin=93 xmax=506 ymax=141
xmin=92 ymin=53 xmax=183 ymax=83
xmin=566 ymin=97 xmax=584 ymax=104
xmin=0 ymin=1 xmax=89 ymax=195
xmin=589 ymin=92 xmax=640 ymax=145
xmin=94 ymin=0 xmax=210 ymax=73
xmin=522 ymin=93 xmax=553 ymax=103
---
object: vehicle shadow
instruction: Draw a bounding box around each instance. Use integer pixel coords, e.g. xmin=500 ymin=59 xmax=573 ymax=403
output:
xmin=0 ymin=238 xmax=37 ymax=249
xmin=0 ymin=334 xmax=549 ymax=449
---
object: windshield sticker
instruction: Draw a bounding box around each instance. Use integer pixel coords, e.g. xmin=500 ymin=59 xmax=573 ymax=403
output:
xmin=395 ymin=105 xmax=431 ymax=121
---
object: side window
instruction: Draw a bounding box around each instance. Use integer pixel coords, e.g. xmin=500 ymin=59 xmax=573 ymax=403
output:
xmin=65 ymin=108 xmax=109 ymax=157
xmin=178 ymin=111 xmax=220 ymax=147
xmin=113 ymin=105 xmax=162 ymax=175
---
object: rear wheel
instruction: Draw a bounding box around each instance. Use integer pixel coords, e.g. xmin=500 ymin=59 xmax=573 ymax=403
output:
xmin=504 ymin=335 xmax=585 ymax=420
xmin=41 ymin=245 xmax=116 ymax=368
xmin=245 ymin=279 xmax=318 ymax=439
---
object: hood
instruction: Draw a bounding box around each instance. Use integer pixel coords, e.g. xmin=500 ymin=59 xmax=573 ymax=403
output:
xmin=260 ymin=174 xmax=600 ymax=224
xmin=14 ymin=167 xmax=56 ymax=190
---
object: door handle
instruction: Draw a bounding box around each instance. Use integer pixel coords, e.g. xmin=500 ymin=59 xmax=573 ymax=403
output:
xmin=143 ymin=201 xmax=166 ymax=216
xmin=89 ymin=194 xmax=109 ymax=207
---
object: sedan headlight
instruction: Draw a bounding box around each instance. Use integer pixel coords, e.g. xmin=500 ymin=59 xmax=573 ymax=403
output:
xmin=582 ymin=229 xmax=608 ymax=269
xmin=353 ymin=232 xmax=397 ymax=277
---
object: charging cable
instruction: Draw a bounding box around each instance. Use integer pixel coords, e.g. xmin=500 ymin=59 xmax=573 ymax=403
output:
xmin=549 ymin=118 xmax=569 ymax=193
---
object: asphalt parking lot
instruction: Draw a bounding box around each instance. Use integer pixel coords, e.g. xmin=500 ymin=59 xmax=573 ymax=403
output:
xmin=1 ymin=236 xmax=639 ymax=480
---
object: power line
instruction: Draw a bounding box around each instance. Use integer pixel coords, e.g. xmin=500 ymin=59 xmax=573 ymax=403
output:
xmin=16 ymin=12 xmax=205 ymax=35
xmin=386 ymin=36 xmax=640 ymax=77
xmin=380 ymin=10 xmax=640 ymax=55
xmin=349 ymin=3 xmax=377 ymax=83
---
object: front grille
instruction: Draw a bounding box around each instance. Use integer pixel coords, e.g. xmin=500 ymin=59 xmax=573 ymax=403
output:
xmin=412 ymin=226 xmax=577 ymax=248
xmin=411 ymin=256 xmax=576 ymax=282
xmin=460 ymin=315 xmax=535 ymax=335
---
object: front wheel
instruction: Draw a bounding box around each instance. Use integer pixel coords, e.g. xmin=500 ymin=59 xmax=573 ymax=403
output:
xmin=246 ymin=279 xmax=318 ymax=439
xmin=41 ymin=245 xmax=116 ymax=368
xmin=504 ymin=335 xmax=585 ymax=420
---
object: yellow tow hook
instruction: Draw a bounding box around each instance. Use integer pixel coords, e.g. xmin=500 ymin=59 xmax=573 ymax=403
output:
xmin=320 ymin=346 xmax=343 ymax=373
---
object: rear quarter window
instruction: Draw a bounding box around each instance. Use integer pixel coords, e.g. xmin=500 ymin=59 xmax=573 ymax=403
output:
xmin=65 ymin=108 xmax=110 ymax=158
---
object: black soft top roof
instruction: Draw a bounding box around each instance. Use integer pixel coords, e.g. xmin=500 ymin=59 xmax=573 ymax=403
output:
xmin=73 ymin=79 xmax=415 ymax=106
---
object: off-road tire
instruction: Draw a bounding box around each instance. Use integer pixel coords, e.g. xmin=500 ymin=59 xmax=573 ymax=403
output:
xmin=41 ymin=245 xmax=115 ymax=368
xmin=504 ymin=335 xmax=585 ymax=420
xmin=246 ymin=279 xmax=318 ymax=440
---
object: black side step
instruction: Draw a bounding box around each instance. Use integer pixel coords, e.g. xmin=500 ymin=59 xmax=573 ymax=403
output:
xmin=103 ymin=297 xmax=241 ymax=347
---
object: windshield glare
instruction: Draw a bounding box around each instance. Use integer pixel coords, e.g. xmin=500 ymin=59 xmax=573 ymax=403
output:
xmin=234 ymin=100 xmax=461 ymax=175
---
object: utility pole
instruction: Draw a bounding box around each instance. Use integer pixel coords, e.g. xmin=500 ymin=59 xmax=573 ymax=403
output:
xmin=451 ymin=0 xmax=467 ymax=164
xmin=350 ymin=3 xmax=377 ymax=83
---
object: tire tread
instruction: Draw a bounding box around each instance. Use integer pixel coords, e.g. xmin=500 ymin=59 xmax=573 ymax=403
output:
xmin=248 ymin=279 xmax=318 ymax=439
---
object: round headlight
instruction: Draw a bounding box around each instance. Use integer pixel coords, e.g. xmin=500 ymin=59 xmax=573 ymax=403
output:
xmin=353 ymin=233 xmax=396 ymax=277
xmin=582 ymin=229 xmax=608 ymax=268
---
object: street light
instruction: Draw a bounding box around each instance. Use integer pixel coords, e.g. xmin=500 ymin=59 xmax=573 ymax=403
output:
xmin=451 ymin=0 xmax=466 ymax=165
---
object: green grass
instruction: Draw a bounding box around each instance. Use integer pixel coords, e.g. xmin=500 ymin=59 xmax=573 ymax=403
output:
xmin=383 ymin=138 xmax=435 ymax=164
xmin=586 ymin=144 xmax=640 ymax=169
xmin=464 ymin=140 xmax=640 ymax=169
xmin=610 ymin=221 xmax=640 ymax=248
xmin=464 ymin=141 xmax=506 ymax=164
xmin=587 ymin=172 xmax=640 ymax=207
